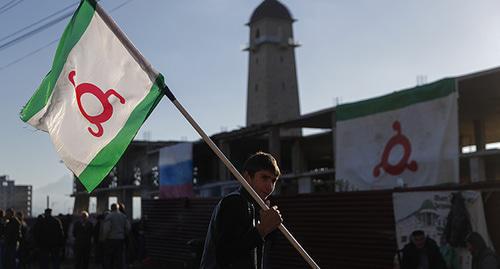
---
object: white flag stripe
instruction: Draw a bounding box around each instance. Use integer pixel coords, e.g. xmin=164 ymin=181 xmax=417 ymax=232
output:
xmin=159 ymin=143 xmax=193 ymax=166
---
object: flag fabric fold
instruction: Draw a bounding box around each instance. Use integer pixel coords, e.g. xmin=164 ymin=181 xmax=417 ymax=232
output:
xmin=21 ymin=0 xmax=164 ymax=192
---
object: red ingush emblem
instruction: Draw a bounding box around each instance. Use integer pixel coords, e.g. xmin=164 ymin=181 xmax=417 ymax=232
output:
xmin=373 ymin=121 xmax=418 ymax=177
xmin=68 ymin=70 xmax=125 ymax=137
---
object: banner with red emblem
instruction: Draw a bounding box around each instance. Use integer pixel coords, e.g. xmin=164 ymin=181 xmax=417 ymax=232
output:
xmin=335 ymin=79 xmax=458 ymax=190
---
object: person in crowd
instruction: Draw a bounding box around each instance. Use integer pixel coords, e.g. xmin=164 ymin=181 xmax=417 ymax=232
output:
xmin=15 ymin=211 xmax=29 ymax=269
xmin=117 ymin=203 xmax=131 ymax=266
xmin=200 ymin=152 xmax=283 ymax=269
xmin=466 ymin=232 xmax=499 ymax=269
xmin=58 ymin=214 xmax=71 ymax=262
xmin=103 ymin=203 xmax=131 ymax=269
xmin=0 ymin=209 xmax=5 ymax=269
xmin=401 ymin=230 xmax=447 ymax=269
xmin=92 ymin=212 xmax=107 ymax=267
xmin=4 ymin=208 xmax=21 ymax=269
xmin=35 ymin=208 xmax=64 ymax=269
xmin=73 ymin=211 xmax=93 ymax=269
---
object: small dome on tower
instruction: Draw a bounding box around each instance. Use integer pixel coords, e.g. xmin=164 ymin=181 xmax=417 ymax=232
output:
xmin=249 ymin=0 xmax=293 ymax=24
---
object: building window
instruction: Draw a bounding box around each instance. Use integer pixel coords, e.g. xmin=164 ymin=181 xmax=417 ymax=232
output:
xmin=255 ymin=57 xmax=259 ymax=64
xmin=282 ymin=82 xmax=285 ymax=90
xmin=255 ymin=28 xmax=260 ymax=39
xmin=280 ymin=56 xmax=284 ymax=63
xmin=255 ymin=84 xmax=259 ymax=92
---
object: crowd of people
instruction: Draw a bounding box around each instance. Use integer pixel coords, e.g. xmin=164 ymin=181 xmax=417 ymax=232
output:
xmin=0 ymin=203 xmax=146 ymax=269
xmin=396 ymin=230 xmax=499 ymax=269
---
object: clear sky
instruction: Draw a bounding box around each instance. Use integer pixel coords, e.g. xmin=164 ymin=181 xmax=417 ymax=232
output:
xmin=1 ymin=0 xmax=500 ymax=191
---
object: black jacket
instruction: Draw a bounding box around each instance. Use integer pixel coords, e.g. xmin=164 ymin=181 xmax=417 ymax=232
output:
xmin=401 ymin=237 xmax=447 ymax=269
xmin=73 ymin=220 xmax=93 ymax=247
xmin=35 ymin=215 xmax=64 ymax=248
xmin=4 ymin=217 xmax=21 ymax=246
xmin=200 ymin=188 xmax=264 ymax=269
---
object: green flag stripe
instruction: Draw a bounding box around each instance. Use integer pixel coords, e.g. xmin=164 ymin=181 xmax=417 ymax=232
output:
xmin=336 ymin=78 xmax=456 ymax=121
xmin=20 ymin=0 xmax=96 ymax=122
xmin=78 ymin=75 xmax=165 ymax=192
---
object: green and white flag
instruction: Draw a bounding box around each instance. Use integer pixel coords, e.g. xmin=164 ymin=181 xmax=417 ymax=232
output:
xmin=335 ymin=79 xmax=459 ymax=190
xmin=20 ymin=0 xmax=164 ymax=192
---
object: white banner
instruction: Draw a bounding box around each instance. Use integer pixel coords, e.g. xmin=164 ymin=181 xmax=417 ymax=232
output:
xmin=336 ymin=79 xmax=459 ymax=190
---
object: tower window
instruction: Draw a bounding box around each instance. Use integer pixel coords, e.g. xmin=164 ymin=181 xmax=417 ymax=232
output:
xmin=280 ymin=56 xmax=284 ymax=63
xmin=255 ymin=84 xmax=259 ymax=92
xmin=255 ymin=57 xmax=259 ymax=64
xmin=282 ymin=82 xmax=285 ymax=90
xmin=255 ymin=29 xmax=260 ymax=39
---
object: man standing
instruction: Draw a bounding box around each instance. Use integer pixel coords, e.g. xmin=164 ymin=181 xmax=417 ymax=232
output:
xmin=0 ymin=209 xmax=5 ymax=269
xmin=466 ymin=232 xmax=498 ymax=269
xmin=103 ymin=203 xmax=131 ymax=269
xmin=36 ymin=208 xmax=64 ymax=269
xmin=200 ymin=152 xmax=283 ymax=269
xmin=4 ymin=208 xmax=21 ymax=269
xmin=401 ymin=230 xmax=447 ymax=269
xmin=73 ymin=211 xmax=93 ymax=269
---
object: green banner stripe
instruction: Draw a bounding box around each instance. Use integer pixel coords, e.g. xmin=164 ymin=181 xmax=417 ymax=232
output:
xmin=20 ymin=0 xmax=96 ymax=122
xmin=78 ymin=75 xmax=165 ymax=192
xmin=336 ymin=78 xmax=456 ymax=121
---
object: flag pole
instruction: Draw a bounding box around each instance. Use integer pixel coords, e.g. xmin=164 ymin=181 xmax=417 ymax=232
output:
xmin=162 ymin=85 xmax=320 ymax=269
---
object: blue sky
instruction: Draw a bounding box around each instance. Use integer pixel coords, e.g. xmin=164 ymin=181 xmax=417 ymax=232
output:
xmin=1 ymin=0 xmax=500 ymax=190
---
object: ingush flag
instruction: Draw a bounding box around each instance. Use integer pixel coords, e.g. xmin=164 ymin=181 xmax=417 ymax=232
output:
xmin=20 ymin=0 xmax=164 ymax=192
xmin=335 ymin=78 xmax=459 ymax=190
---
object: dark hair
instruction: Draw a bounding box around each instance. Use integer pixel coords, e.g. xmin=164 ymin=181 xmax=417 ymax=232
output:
xmin=411 ymin=230 xmax=425 ymax=238
xmin=6 ymin=208 xmax=15 ymax=215
xmin=242 ymin=152 xmax=280 ymax=177
xmin=111 ymin=203 xmax=118 ymax=211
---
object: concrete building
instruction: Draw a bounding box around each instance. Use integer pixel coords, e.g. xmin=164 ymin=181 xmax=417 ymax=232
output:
xmin=0 ymin=175 xmax=32 ymax=216
xmin=72 ymin=0 xmax=500 ymax=216
xmin=72 ymin=141 xmax=177 ymax=217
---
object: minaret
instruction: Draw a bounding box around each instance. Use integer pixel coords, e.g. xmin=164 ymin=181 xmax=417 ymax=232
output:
xmin=245 ymin=0 xmax=300 ymax=133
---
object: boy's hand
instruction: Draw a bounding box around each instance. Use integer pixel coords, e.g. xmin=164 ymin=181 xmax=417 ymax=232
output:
xmin=257 ymin=206 xmax=282 ymax=237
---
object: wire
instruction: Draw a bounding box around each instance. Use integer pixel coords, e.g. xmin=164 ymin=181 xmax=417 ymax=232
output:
xmin=0 ymin=0 xmax=24 ymax=15
xmin=0 ymin=0 xmax=17 ymax=11
xmin=0 ymin=39 xmax=58 ymax=71
xmin=0 ymin=10 xmax=74 ymax=51
xmin=0 ymin=0 xmax=134 ymax=71
xmin=0 ymin=2 xmax=79 ymax=43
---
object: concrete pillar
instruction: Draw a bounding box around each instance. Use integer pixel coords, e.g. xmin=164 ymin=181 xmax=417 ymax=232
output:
xmin=331 ymin=112 xmax=336 ymax=169
xmin=218 ymin=140 xmax=231 ymax=180
xmin=96 ymin=192 xmax=108 ymax=213
xmin=291 ymin=140 xmax=305 ymax=173
xmin=470 ymin=157 xmax=486 ymax=182
xmin=470 ymin=119 xmax=486 ymax=182
xmin=298 ymin=177 xmax=312 ymax=194
xmin=73 ymin=194 xmax=89 ymax=215
xmin=121 ymin=189 xmax=133 ymax=219
xmin=474 ymin=119 xmax=486 ymax=151
xmin=268 ymin=127 xmax=281 ymax=164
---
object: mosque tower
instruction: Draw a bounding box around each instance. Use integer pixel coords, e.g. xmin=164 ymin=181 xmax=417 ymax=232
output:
xmin=245 ymin=0 xmax=300 ymax=132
